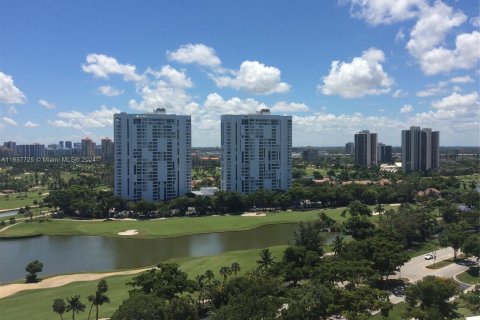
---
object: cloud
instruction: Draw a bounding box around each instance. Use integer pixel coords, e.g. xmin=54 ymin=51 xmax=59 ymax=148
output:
xmin=24 ymin=121 xmax=38 ymax=128
xmin=409 ymin=92 xmax=479 ymax=144
xmin=0 ymin=72 xmax=27 ymax=104
xmin=203 ymin=92 xmax=266 ymax=115
xmin=38 ymin=99 xmax=55 ymax=109
xmin=48 ymin=105 xmax=120 ymax=130
xmin=292 ymin=112 xmax=405 ymax=146
xmin=98 ymin=85 xmax=124 ymax=97
xmin=270 ymin=101 xmax=309 ymax=113
xmin=167 ymin=43 xmax=221 ymax=68
xmin=395 ymin=28 xmax=406 ymax=42
xmin=2 ymin=117 xmax=18 ymax=126
xmin=7 ymin=106 xmax=17 ymax=115
xmin=400 ymin=104 xmax=413 ymax=113
xmin=393 ymin=89 xmax=408 ymax=98
xmin=416 ymin=81 xmax=448 ymax=97
xmin=129 ymin=65 xmax=197 ymax=114
xmin=449 ymin=75 xmax=473 ymax=83
xmin=211 ymin=60 xmax=290 ymax=95
xmin=470 ymin=16 xmax=480 ymax=27
xmin=82 ymin=54 xmax=143 ymax=81
xmin=319 ymin=48 xmax=393 ymax=98
xmin=346 ymin=0 xmax=423 ymax=25
xmin=418 ymin=31 xmax=480 ymax=75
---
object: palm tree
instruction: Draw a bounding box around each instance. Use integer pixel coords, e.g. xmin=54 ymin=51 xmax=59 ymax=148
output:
xmin=256 ymin=248 xmax=274 ymax=269
xmin=204 ymin=269 xmax=214 ymax=285
xmin=87 ymin=280 xmax=110 ymax=320
xmin=331 ymin=235 xmax=344 ymax=258
xmin=219 ymin=266 xmax=231 ymax=284
xmin=230 ymin=262 xmax=241 ymax=276
xmin=52 ymin=298 xmax=66 ymax=320
xmin=195 ymin=274 xmax=206 ymax=315
xmin=66 ymin=295 xmax=86 ymax=320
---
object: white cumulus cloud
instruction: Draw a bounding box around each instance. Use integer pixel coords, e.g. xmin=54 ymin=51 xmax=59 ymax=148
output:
xmin=270 ymin=101 xmax=309 ymax=113
xmin=82 ymin=54 xmax=143 ymax=81
xmin=167 ymin=43 xmax=221 ymax=68
xmin=98 ymin=85 xmax=124 ymax=97
xmin=346 ymin=0 xmax=423 ymax=25
xmin=0 ymin=72 xmax=27 ymax=104
xmin=38 ymin=99 xmax=56 ymax=109
xmin=211 ymin=60 xmax=290 ymax=95
xmin=320 ymin=48 xmax=393 ymax=98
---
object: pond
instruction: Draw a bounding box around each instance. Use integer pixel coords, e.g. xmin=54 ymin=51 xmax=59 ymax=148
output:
xmin=0 ymin=210 xmax=18 ymax=218
xmin=0 ymin=223 xmax=342 ymax=283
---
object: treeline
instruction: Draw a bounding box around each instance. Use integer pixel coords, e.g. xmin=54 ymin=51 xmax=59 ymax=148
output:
xmin=41 ymin=173 xmax=479 ymax=220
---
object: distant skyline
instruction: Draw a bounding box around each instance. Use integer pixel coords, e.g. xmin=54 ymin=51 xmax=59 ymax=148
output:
xmin=0 ymin=0 xmax=479 ymax=146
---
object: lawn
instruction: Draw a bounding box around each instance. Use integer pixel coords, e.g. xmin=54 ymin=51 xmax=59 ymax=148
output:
xmin=406 ymin=239 xmax=441 ymax=258
xmin=0 ymin=245 xmax=287 ymax=320
xmin=456 ymin=267 xmax=480 ymax=284
xmin=425 ymin=259 xmax=454 ymax=269
xmin=0 ymin=208 xmax=345 ymax=239
xmin=0 ymin=190 xmax=48 ymax=210
xmin=0 ymin=204 xmax=396 ymax=239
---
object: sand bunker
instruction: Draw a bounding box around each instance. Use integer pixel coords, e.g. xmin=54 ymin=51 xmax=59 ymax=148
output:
xmin=117 ymin=229 xmax=139 ymax=236
xmin=241 ymin=212 xmax=266 ymax=217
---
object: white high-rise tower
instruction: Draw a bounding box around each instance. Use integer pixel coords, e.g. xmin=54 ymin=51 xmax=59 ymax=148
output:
xmin=114 ymin=108 xmax=191 ymax=201
xmin=221 ymin=109 xmax=292 ymax=193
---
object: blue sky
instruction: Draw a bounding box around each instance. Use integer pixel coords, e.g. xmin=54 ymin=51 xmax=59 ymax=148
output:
xmin=0 ymin=0 xmax=479 ymax=146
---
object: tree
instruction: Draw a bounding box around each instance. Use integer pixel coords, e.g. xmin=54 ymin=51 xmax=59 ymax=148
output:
xmin=111 ymin=292 xmax=167 ymax=320
xmin=205 ymin=269 xmax=215 ymax=285
xmin=25 ymin=259 xmax=43 ymax=283
xmin=52 ymin=298 xmax=66 ymax=320
xmin=87 ymin=279 xmax=110 ymax=320
xmin=230 ymin=262 xmax=241 ymax=276
xmin=128 ymin=263 xmax=194 ymax=299
xmin=342 ymin=200 xmax=371 ymax=217
xmin=405 ymin=276 xmax=460 ymax=320
xmin=331 ymin=235 xmax=344 ymax=257
xmin=462 ymin=234 xmax=480 ymax=262
xmin=66 ymin=295 xmax=86 ymax=320
xmin=256 ymin=248 xmax=275 ymax=270
xmin=439 ymin=223 xmax=467 ymax=261
xmin=460 ymin=284 xmax=480 ymax=314
xmin=166 ymin=297 xmax=199 ymax=320
xmin=293 ymin=221 xmax=324 ymax=254
xmin=219 ymin=266 xmax=232 ymax=284
xmin=343 ymin=216 xmax=376 ymax=240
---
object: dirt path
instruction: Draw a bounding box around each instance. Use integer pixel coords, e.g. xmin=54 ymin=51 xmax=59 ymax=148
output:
xmin=0 ymin=267 xmax=151 ymax=299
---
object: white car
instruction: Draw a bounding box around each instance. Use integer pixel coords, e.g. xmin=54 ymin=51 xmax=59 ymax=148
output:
xmin=424 ymin=253 xmax=434 ymax=260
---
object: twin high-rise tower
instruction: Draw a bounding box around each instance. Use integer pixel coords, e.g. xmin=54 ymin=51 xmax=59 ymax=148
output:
xmin=114 ymin=109 xmax=292 ymax=201
xmin=401 ymin=126 xmax=439 ymax=173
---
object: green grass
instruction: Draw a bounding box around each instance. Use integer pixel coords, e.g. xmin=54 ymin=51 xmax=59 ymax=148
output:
xmin=0 ymin=245 xmax=286 ymax=320
xmin=456 ymin=267 xmax=480 ymax=284
xmin=0 ymin=208 xmax=349 ymax=239
xmin=0 ymin=190 xmax=48 ymax=210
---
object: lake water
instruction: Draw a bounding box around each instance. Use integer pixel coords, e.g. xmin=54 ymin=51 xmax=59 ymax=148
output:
xmin=0 ymin=210 xmax=18 ymax=218
xmin=0 ymin=223 xmax=342 ymax=283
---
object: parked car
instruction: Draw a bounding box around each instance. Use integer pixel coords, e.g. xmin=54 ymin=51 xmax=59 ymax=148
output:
xmin=424 ymin=253 xmax=434 ymax=260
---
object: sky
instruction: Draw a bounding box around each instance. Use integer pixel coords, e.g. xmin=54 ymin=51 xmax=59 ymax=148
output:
xmin=0 ymin=0 xmax=479 ymax=147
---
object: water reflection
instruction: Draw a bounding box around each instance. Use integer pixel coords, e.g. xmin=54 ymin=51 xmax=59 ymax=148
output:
xmin=0 ymin=223 xmax=341 ymax=283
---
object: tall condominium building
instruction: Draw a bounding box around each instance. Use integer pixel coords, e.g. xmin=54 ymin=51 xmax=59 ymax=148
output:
xmin=345 ymin=142 xmax=354 ymax=155
xmin=354 ymin=130 xmax=377 ymax=167
xmin=81 ymin=138 xmax=96 ymax=157
xmin=101 ymin=138 xmax=114 ymax=160
xmin=59 ymin=141 xmax=65 ymax=149
xmin=16 ymin=144 xmax=45 ymax=157
xmin=401 ymin=126 xmax=439 ymax=173
xmin=3 ymin=141 xmax=16 ymax=153
xmin=377 ymin=143 xmax=393 ymax=163
xmin=114 ymin=109 xmax=192 ymax=201
xmin=65 ymin=141 xmax=73 ymax=149
xmin=221 ymin=109 xmax=292 ymax=193
xmin=302 ymin=147 xmax=319 ymax=161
